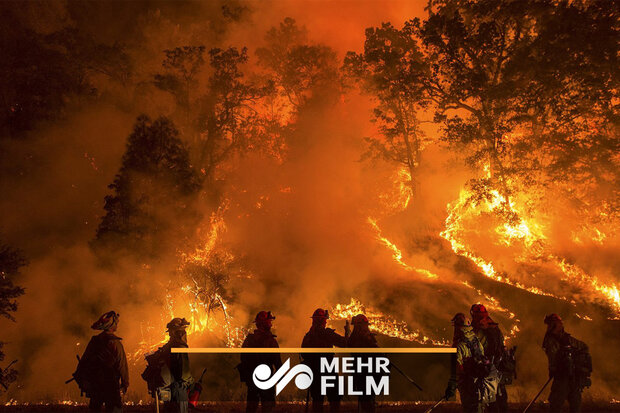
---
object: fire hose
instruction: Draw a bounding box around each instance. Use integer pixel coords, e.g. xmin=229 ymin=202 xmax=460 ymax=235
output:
xmin=522 ymin=376 xmax=553 ymax=413
xmin=390 ymin=362 xmax=423 ymax=392
xmin=424 ymin=397 xmax=446 ymax=413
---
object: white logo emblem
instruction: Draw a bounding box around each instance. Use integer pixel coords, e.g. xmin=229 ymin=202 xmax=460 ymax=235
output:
xmin=252 ymin=358 xmax=313 ymax=395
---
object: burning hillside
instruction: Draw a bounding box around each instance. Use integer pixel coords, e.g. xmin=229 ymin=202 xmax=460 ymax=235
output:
xmin=0 ymin=0 xmax=618 ymax=406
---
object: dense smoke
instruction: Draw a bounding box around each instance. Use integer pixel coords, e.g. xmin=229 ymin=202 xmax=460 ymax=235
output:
xmin=0 ymin=0 xmax=618 ymax=404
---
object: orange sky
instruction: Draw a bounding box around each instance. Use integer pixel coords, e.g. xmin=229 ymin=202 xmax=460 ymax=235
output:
xmin=230 ymin=0 xmax=427 ymax=53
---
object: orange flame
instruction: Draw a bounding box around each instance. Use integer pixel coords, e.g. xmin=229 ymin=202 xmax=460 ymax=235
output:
xmin=331 ymin=298 xmax=449 ymax=346
xmin=441 ymin=184 xmax=620 ymax=318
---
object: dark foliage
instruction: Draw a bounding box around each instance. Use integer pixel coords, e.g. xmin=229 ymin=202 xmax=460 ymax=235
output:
xmin=0 ymin=5 xmax=130 ymax=138
xmin=0 ymin=243 xmax=26 ymax=390
xmin=94 ymin=115 xmax=201 ymax=257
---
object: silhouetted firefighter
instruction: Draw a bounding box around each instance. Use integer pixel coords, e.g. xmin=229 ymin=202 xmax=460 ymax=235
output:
xmin=164 ymin=318 xmax=193 ymax=413
xmin=238 ymin=311 xmax=282 ymax=413
xmin=470 ymin=304 xmax=515 ymax=413
xmin=72 ymin=311 xmax=129 ymax=413
xmin=542 ymin=314 xmax=592 ymax=413
xmin=301 ymin=308 xmax=349 ymax=413
xmin=142 ymin=318 xmax=193 ymax=413
xmin=348 ymin=314 xmax=379 ymax=413
xmin=445 ymin=312 xmax=499 ymax=413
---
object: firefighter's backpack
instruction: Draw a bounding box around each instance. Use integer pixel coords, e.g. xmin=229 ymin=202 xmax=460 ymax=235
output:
xmin=71 ymin=335 xmax=107 ymax=397
xmin=464 ymin=335 xmax=500 ymax=405
xmin=141 ymin=344 xmax=174 ymax=401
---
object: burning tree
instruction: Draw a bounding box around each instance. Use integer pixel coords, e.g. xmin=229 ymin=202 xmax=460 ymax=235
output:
xmin=412 ymin=0 xmax=620 ymax=312
xmin=0 ymin=243 xmax=25 ymax=391
xmin=413 ymin=0 xmax=618 ymax=212
xmin=180 ymin=250 xmax=234 ymax=330
xmin=341 ymin=0 xmax=619 ymax=317
xmin=169 ymin=201 xmax=251 ymax=347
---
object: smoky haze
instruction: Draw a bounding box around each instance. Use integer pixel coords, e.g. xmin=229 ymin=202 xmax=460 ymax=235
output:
xmin=0 ymin=0 xmax=618 ymax=405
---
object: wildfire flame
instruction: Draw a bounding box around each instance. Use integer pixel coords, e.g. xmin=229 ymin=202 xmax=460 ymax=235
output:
xmin=440 ymin=185 xmax=620 ymax=318
xmin=367 ymin=167 xmax=438 ymax=279
xmin=377 ymin=166 xmax=413 ymax=214
xmin=367 ymin=217 xmax=437 ymax=280
xmin=331 ymin=298 xmax=450 ymax=346
xmin=133 ymin=202 xmax=247 ymax=361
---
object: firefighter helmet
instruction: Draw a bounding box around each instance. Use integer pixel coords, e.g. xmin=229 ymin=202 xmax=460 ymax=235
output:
xmin=470 ymin=303 xmax=488 ymax=316
xmin=166 ymin=317 xmax=190 ymax=332
xmin=451 ymin=312 xmax=467 ymax=327
xmin=544 ymin=313 xmax=563 ymax=325
xmin=351 ymin=314 xmax=369 ymax=325
xmin=311 ymin=308 xmax=329 ymax=319
xmin=91 ymin=310 xmax=119 ymax=330
xmin=254 ymin=311 xmax=276 ymax=323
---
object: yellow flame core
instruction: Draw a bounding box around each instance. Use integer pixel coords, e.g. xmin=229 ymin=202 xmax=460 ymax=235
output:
xmin=331 ymin=298 xmax=449 ymax=346
xmin=441 ymin=184 xmax=620 ymax=318
xmin=440 ymin=189 xmax=556 ymax=297
xmin=134 ymin=203 xmax=247 ymax=361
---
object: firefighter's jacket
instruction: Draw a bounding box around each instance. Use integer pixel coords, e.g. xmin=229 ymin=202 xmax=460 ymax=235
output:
xmin=455 ymin=326 xmax=485 ymax=379
xmin=167 ymin=339 xmax=193 ymax=401
xmin=543 ymin=331 xmax=591 ymax=379
xmin=239 ymin=328 xmax=282 ymax=383
xmin=473 ymin=318 xmax=505 ymax=363
xmin=80 ymin=331 xmax=129 ymax=395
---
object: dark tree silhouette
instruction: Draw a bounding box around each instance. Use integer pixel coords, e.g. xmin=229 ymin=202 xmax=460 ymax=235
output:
xmin=0 ymin=7 xmax=86 ymax=138
xmin=414 ymin=0 xmax=618 ymax=209
xmin=0 ymin=6 xmax=130 ymax=138
xmin=94 ymin=115 xmax=201 ymax=257
xmin=195 ymin=47 xmax=267 ymax=177
xmin=344 ymin=22 xmax=429 ymax=191
xmin=0 ymin=243 xmax=25 ymax=390
xmin=154 ymin=46 xmax=206 ymax=123
xmin=256 ymin=18 xmax=339 ymax=110
xmin=154 ymin=46 xmax=269 ymax=185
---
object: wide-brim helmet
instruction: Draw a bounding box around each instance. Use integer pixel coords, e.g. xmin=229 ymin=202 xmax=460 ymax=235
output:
xmin=451 ymin=312 xmax=467 ymax=327
xmin=166 ymin=317 xmax=190 ymax=332
xmin=91 ymin=310 xmax=119 ymax=330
